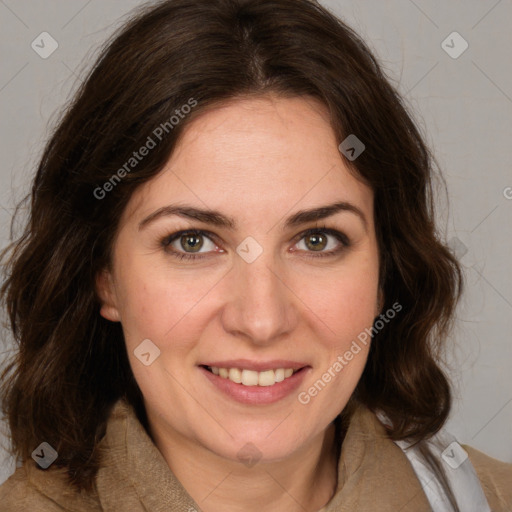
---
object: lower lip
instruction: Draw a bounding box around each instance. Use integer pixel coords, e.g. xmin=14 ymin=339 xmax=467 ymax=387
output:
xmin=199 ymin=366 xmax=310 ymax=405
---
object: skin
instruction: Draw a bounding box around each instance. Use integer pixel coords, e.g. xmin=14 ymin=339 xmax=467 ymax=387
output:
xmin=96 ymin=94 xmax=382 ymax=512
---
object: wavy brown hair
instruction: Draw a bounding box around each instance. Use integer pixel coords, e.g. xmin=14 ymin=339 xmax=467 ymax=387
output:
xmin=1 ymin=0 xmax=463 ymax=494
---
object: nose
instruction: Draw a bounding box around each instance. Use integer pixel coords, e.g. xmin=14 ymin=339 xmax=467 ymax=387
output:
xmin=220 ymin=250 xmax=299 ymax=347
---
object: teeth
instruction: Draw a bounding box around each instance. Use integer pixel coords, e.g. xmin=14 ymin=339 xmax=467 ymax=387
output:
xmin=242 ymin=369 xmax=259 ymax=386
xmin=208 ymin=366 xmax=300 ymax=386
xmin=258 ymin=370 xmax=274 ymax=387
xmin=274 ymin=368 xmax=285 ymax=382
xmin=228 ymin=368 xmax=242 ymax=383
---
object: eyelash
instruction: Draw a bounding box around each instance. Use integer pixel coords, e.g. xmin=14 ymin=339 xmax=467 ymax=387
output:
xmin=160 ymin=225 xmax=350 ymax=261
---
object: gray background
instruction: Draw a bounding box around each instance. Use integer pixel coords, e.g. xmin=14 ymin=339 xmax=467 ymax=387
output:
xmin=1 ymin=0 xmax=511 ymax=485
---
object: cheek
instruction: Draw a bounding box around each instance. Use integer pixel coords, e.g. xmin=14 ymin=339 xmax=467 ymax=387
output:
xmin=115 ymin=266 xmax=205 ymax=402
xmin=303 ymin=256 xmax=380 ymax=349
xmin=114 ymin=254 xmax=219 ymax=356
xmin=297 ymin=266 xmax=377 ymax=411
xmin=116 ymin=276 xmax=169 ymax=347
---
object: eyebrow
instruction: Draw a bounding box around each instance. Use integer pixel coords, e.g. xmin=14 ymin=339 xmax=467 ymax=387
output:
xmin=138 ymin=200 xmax=368 ymax=232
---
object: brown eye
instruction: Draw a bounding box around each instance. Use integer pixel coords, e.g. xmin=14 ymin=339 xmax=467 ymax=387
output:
xmin=178 ymin=232 xmax=204 ymax=253
xmin=294 ymin=227 xmax=350 ymax=258
xmin=304 ymin=233 xmax=328 ymax=252
xmin=161 ymin=229 xmax=220 ymax=261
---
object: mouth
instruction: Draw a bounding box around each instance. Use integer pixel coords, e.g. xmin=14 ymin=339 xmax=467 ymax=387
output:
xmin=200 ymin=365 xmax=304 ymax=387
xmin=199 ymin=363 xmax=310 ymax=405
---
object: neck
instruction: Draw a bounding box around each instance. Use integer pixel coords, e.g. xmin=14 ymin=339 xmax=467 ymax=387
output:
xmin=149 ymin=418 xmax=339 ymax=512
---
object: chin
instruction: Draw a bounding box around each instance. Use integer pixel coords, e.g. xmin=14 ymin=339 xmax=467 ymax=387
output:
xmin=195 ymin=422 xmax=308 ymax=465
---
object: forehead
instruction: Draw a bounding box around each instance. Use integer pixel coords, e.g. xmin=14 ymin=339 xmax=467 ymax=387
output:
xmin=123 ymin=94 xmax=373 ymax=229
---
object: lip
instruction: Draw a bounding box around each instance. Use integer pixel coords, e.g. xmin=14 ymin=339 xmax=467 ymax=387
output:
xmin=199 ymin=359 xmax=308 ymax=372
xmin=199 ymin=364 xmax=311 ymax=405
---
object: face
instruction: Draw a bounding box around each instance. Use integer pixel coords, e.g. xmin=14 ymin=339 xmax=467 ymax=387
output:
xmin=96 ymin=94 xmax=381 ymax=464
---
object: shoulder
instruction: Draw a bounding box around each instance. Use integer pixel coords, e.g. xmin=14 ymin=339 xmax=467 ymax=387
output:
xmin=464 ymin=444 xmax=512 ymax=511
xmin=0 ymin=462 xmax=102 ymax=512
xmin=0 ymin=465 xmax=61 ymax=511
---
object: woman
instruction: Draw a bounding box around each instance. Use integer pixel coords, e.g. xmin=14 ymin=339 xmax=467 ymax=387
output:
xmin=0 ymin=0 xmax=510 ymax=510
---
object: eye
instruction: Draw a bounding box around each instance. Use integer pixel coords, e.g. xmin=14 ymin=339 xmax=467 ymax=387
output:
xmin=292 ymin=227 xmax=350 ymax=258
xmin=161 ymin=229 xmax=221 ymax=261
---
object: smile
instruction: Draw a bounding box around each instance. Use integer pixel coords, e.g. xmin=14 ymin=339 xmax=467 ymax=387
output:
xmin=199 ymin=362 xmax=310 ymax=405
xmin=204 ymin=366 xmax=300 ymax=386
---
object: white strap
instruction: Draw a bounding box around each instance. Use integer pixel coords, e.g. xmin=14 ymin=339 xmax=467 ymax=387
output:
xmin=376 ymin=412 xmax=491 ymax=512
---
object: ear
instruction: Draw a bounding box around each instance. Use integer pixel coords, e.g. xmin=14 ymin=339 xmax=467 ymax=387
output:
xmin=95 ymin=268 xmax=121 ymax=322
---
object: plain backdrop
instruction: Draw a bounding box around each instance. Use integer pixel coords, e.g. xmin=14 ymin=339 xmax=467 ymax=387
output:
xmin=0 ymin=0 xmax=511 ymax=485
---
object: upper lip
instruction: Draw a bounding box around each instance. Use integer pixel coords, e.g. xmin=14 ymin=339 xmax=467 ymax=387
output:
xmin=200 ymin=359 xmax=309 ymax=372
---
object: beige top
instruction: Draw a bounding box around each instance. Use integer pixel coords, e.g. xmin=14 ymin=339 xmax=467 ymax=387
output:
xmin=1 ymin=399 xmax=511 ymax=511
